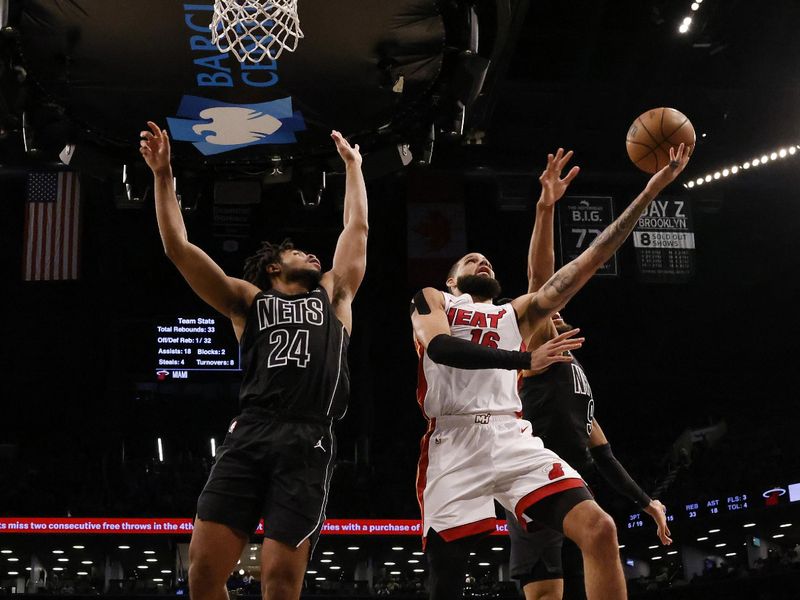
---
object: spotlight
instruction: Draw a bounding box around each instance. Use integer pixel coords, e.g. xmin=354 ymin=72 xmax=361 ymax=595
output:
xmin=687 ymin=181 xmax=695 ymax=188
xmin=779 ymin=149 xmax=788 ymax=157
xmin=705 ymin=175 xmax=712 ymax=182
xmin=743 ymin=162 xmax=750 ymax=169
xmin=722 ymin=169 xmax=729 ymax=177
xmin=770 ymin=152 xmax=778 ymax=160
xmin=713 ymin=172 xmax=721 ymax=179
xmin=752 ymin=159 xmax=760 ymax=166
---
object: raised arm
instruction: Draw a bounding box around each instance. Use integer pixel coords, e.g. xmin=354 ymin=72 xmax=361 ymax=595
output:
xmin=527 ymin=149 xmax=579 ymax=293
xmin=589 ymin=421 xmax=672 ymax=545
xmin=323 ymin=131 xmax=368 ymax=308
xmin=514 ymin=143 xmax=690 ymax=330
xmin=140 ymin=122 xmax=257 ymax=332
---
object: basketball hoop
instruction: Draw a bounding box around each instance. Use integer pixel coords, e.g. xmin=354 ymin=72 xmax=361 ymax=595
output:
xmin=210 ymin=0 xmax=303 ymax=63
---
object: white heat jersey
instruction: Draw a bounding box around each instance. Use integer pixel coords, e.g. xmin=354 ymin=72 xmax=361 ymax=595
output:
xmin=417 ymin=292 xmax=524 ymax=417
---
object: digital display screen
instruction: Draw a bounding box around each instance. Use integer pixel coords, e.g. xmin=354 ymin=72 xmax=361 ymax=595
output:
xmin=154 ymin=316 xmax=240 ymax=380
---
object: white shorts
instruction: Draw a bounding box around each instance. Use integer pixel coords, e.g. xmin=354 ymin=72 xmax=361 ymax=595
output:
xmin=416 ymin=414 xmax=585 ymax=543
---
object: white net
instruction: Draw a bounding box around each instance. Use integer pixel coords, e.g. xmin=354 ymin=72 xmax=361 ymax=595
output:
xmin=210 ymin=0 xmax=303 ymax=63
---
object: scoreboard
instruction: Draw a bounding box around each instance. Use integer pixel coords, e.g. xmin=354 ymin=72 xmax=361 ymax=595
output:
xmin=154 ymin=315 xmax=240 ymax=380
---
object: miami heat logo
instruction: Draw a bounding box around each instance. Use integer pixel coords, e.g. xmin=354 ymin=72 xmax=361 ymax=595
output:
xmin=548 ymin=463 xmax=565 ymax=481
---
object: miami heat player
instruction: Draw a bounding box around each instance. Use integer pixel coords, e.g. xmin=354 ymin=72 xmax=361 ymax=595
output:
xmin=410 ymin=144 xmax=690 ymax=600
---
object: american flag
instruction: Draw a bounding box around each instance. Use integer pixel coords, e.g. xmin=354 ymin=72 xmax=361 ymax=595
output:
xmin=23 ymin=171 xmax=81 ymax=281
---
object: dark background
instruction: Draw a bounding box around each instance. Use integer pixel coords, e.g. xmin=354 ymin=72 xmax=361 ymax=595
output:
xmin=1 ymin=0 xmax=799 ymax=527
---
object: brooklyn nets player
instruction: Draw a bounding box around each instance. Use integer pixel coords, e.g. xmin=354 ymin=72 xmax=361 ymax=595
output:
xmin=506 ymin=148 xmax=671 ymax=600
xmin=140 ymin=122 xmax=367 ymax=600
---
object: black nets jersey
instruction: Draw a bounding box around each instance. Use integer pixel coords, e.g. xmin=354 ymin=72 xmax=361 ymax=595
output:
xmin=519 ymin=355 xmax=595 ymax=472
xmin=238 ymin=286 xmax=350 ymax=422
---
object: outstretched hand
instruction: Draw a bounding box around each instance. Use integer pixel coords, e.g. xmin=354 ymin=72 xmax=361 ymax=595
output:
xmin=331 ymin=130 xmax=362 ymax=167
xmin=644 ymin=499 xmax=673 ymax=546
xmin=539 ymin=148 xmax=580 ymax=207
xmin=140 ymin=121 xmax=172 ymax=177
xmin=529 ymin=328 xmax=584 ymax=372
xmin=647 ymin=143 xmax=691 ymax=193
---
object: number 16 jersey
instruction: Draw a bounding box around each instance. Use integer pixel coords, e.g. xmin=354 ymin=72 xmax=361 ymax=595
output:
xmin=238 ymin=287 xmax=350 ymax=422
xmin=417 ymin=292 xmax=524 ymax=418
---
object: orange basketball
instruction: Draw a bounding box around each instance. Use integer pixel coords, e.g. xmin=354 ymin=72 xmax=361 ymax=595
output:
xmin=626 ymin=108 xmax=696 ymax=173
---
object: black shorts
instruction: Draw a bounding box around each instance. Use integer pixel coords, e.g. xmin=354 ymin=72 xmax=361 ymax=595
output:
xmin=196 ymin=412 xmax=336 ymax=552
xmin=506 ymin=486 xmax=592 ymax=583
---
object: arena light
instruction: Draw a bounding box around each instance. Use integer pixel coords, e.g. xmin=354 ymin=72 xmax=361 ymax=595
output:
xmin=143 ymin=551 xmax=155 ymax=555
xmin=348 ymin=547 xmax=361 ymax=551
xmin=315 ymin=577 xmax=326 ymax=581
xmin=210 ymin=438 xmax=216 ymax=458
xmin=709 ymin=529 xmax=721 ymax=533
xmin=413 ymin=569 xmax=425 ymax=573
xmin=146 ymin=559 xmax=157 ymax=563
xmin=329 ymin=566 xmax=341 ymax=570
xmin=648 ymin=545 xmax=659 ymax=549
xmin=667 ymin=551 xmax=678 ymax=555
xmin=652 ymin=556 xmax=663 ymax=560
xmin=57 ymin=558 xmax=69 ymax=563
xmin=53 ymin=567 xmax=64 ymax=572
xmin=683 ymin=143 xmax=800 ymax=188
xmin=320 ymin=559 xmax=332 ymax=564
xmin=491 ymin=547 xmax=503 ymax=551
xmin=408 ymin=559 xmax=419 ymax=564
xmin=8 ymin=571 xmax=19 ymax=576
xmin=697 ymin=536 xmax=709 ymax=541
xmin=725 ymin=553 xmax=737 ymax=557
xmin=153 ymin=578 xmax=164 ymax=582
xmin=383 ymin=562 xmax=395 ymax=566
xmin=238 ymin=569 xmax=245 ymax=575
xmin=161 ymin=570 xmax=172 ymax=574
xmin=118 ymin=546 xmax=130 ymax=550
xmin=137 ymin=565 xmax=149 ymax=569
xmin=72 ymin=546 xmax=85 ymax=550
xmin=678 ymin=1 xmax=701 ymax=33
xmin=390 ymin=571 xmax=401 ymax=575
xmin=249 ymin=555 xmax=256 ymax=561
xmin=478 ymin=562 xmax=490 ymax=566
xmin=77 ymin=571 xmax=89 ymax=576
xmin=81 ymin=561 xmax=92 ymax=565
xmin=322 ymin=551 xmax=335 ymax=555
xmin=391 ymin=547 xmax=404 ymax=551
xmin=715 ymin=543 xmax=726 ymax=548
xmin=773 ymin=534 xmax=785 ymax=539
xmin=157 ymin=438 xmax=164 ymax=463
xmin=743 ymin=523 xmax=756 ymax=528
xmin=306 ymin=570 xmax=317 ymax=574
xmin=618 ymin=545 xmax=626 ymax=549
xmin=52 ymin=550 xmax=64 ymax=555
xmin=0 ymin=551 xmax=10 ymax=554
xmin=780 ymin=523 xmax=792 ymax=528
xmin=250 ymin=546 xmax=258 ymax=551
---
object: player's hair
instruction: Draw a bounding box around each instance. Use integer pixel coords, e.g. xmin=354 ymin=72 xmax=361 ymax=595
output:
xmin=243 ymin=239 xmax=295 ymax=290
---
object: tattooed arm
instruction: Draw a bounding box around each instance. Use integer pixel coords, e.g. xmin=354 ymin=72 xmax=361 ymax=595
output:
xmin=512 ymin=144 xmax=690 ymax=332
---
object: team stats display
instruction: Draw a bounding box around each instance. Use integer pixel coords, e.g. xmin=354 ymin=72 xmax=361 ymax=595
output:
xmin=155 ymin=316 xmax=240 ymax=379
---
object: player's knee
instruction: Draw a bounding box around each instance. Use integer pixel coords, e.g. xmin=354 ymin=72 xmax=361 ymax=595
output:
xmin=581 ymin=511 xmax=617 ymax=553
xmin=188 ymin=560 xmax=224 ymax=595
xmin=261 ymin=572 xmax=299 ymax=600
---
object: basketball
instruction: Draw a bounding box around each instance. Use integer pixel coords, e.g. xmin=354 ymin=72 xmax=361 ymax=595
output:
xmin=626 ymin=107 xmax=696 ymax=173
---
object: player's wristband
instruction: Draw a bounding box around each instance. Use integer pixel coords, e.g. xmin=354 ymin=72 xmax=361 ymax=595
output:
xmin=590 ymin=443 xmax=652 ymax=509
xmin=426 ymin=334 xmax=531 ymax=371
